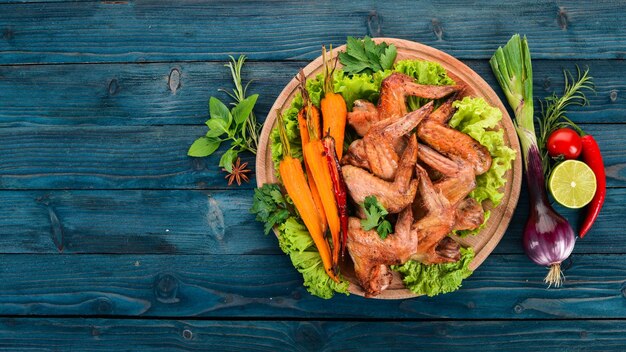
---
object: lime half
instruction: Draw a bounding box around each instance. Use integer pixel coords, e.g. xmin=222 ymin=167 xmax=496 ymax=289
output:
xmin=549 ymin=160 xmax=597 ymax=209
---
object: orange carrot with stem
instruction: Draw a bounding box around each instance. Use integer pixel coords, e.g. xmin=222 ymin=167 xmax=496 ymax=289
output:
xmin=276 ymin=111 xmax=338 ymax=282
xmin=298 ymin=107 xmax=327 ymax=234
xmin=303 ymin=108 xmax=342 ymax=270
xmin=320 ymin=46 xmax=348 ymax=159
xmin=297 ymin=71 xmax=327 ymax=234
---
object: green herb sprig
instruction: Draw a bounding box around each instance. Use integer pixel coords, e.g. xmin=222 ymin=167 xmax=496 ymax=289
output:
xmin=537 ymin=67 xmax=594 ymax=177
xmin=339 ymin=36 xmax=397 ymax=75
xmin=188 ymin=55 xmax=260 ymax=173
xmin=360 ymin=196 xmax=393 ymax=239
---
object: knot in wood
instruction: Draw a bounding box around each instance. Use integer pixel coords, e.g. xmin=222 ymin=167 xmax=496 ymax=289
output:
xmin=95 ymin=298 xmax=113 ymax=313
xmin=514 ymin=304 xmax=524 ymax=313
xmin=367 ymin=11 xmax=382 ymax=37
xmin=108 ymin=79 xmax=119 ymax=96
xmin=182 ymin=329 xmax=193 ymax=340
xmin=169 ymin=68 xmax=181 ymax=93
xmin=432 ymin=18 xmax=444 ymax=41
xmin=154 ymin=273 xmax=180 ymax=303
xmin=543 ymin=77 xmax=552 ymax=90
xmin=610 ymin=90 xmax=618 ymax=102
xmin=557 ymin=7 xmax=569 ymax=30
xmin=295 ymin=323 xmax=323 ymax=349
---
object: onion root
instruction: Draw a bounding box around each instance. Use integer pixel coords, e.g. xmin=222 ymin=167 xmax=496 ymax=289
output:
xmin=544 ymin=263 xmax=564 ymax=288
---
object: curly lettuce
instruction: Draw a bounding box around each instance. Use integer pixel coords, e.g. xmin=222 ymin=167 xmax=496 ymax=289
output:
xmin=392 ymin=247 xmax=475 ymax=297
xmin=279 ymin=217 xmax=349 ymax=299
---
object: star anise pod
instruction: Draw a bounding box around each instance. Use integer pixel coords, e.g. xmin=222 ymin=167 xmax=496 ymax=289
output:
xmin=223 ymin=157 xmax=251 ymax=186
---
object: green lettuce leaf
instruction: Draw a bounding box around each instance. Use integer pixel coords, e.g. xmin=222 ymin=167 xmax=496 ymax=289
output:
xmin=278 ymin=217 xmax=349 ymax=299
xmin=392 ymin=247 xmax=474 ymax=297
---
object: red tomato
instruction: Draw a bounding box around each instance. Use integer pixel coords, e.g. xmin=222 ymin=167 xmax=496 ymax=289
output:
xmin=547 ymin=128 xmax=582 ymax=159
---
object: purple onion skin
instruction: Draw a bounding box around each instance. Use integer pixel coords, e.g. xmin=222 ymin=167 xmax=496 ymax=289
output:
xmin=522 ymin=145 xmax=576 ymax=266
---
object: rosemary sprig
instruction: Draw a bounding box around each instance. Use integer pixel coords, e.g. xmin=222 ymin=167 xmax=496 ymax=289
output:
xmin=537 ymin=66 xmax=594 ymax=177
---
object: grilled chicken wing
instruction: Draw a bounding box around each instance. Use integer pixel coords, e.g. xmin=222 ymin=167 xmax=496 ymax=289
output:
xmin=347 ymin=100 xmax=379 ymax=136
xmin=347 ymin=207 xmax=415 ymax=297
xmin=347 ymin=73 xmax=458 ymax=137
xmin=453 ymin=197 xmax=485 ymax=231
xmin=343 ymin=135 xmax=419 ymax=214
xmin=378 ymin=73 xmax=459 ymax=121
xmin=410 ymin=165 xmax=458 ymax=265
xmin=343 ymin=102 xmax=434 ymax=180
xmin=417 ymin=119 xmax=492 ymax=175
xmin=417 ymin=144 xmax=476 ymax=205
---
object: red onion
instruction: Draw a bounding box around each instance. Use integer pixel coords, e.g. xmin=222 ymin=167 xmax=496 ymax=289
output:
xmin=491 ymin=35 xmax=576 ymax=287
xmin=522 ymin=143 xmax=576 ymax=287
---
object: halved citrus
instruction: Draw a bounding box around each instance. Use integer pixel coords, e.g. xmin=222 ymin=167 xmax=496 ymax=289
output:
xmin=548 ymin=160 xmax=597 ymax=209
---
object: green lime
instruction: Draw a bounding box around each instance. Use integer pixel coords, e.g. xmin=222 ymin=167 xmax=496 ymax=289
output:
xmin=548 ymin=160 xmax=597 ymax=209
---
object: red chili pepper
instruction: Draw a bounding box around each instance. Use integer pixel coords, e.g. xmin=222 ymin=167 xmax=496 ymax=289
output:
xmin=322 ymin=135 xmax=349 ymax=257
xmin=579 ymin=134 xmax=606 ymax=238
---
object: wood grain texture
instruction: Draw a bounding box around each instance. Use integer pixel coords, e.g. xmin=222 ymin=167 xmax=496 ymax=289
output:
xmin=1 ymin=60 xmax=624 ymax=127
xmin=0 ymin=186 xmax=624 ymax=255
xmin=0 ymin=125 xmax=255 ymax=190
xmin=0 ymin=253 xmax=624 ymax=319
xmin=2 ymin=124 xmax=622 ymax=190
xmin=0 ymin=189 xmax=261 ymax=255
xmin=0 ymin=318 xmax=625 ymax=352
xmin=1 ymin=1 xmax=626 ymax=64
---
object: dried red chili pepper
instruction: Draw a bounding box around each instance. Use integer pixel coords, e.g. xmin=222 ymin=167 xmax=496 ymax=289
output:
xmin=322 ymin=134 xmax=349 ymax=257
xmin=579 ymin=134 xmax=606 ymax=238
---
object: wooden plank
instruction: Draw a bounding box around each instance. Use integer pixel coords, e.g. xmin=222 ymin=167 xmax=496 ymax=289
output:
xmin=0 ymin=60 xmax=623 ymax=127
xmin=0 ymin=125 xmax=256 ymax=190
xmin=0 ymin=61 xmax=299 ymax=127
xmin=1 ymin=1 xmax=625 ymax=64
xmin=0 ymin=318 xmax=625 ymax=351
xmin=0 ymin=186 xmax=623 ymax=255
xmin=0 ymin=124 xmax=623 ymax=190
xmin=0 ymin=189 xmax=275 ymax=255
xmin=0 ymin=253 xmax=623 ymax=319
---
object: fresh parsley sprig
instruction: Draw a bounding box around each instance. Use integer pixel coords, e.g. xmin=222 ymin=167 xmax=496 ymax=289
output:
xmin=250 ymin=183 xmax=291 ymax=235
xmin=188 ymin=55 xmax=260 ymax=173
xmin=339 ymin=36 xmax=397 ymax=75
xmin=360 ymin=195 xmax=393 ymax=239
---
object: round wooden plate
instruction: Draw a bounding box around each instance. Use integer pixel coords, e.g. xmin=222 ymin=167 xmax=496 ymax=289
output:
xmin=256 ymin=38 xmax=522 ymax=299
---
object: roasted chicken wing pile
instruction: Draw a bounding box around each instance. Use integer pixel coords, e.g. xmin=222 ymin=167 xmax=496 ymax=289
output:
xmin=341 ymin=72 xmax=492 ymax=296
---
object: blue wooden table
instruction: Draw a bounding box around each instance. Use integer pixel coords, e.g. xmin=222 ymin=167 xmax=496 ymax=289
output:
xmin=1 ymin=1 xmax=625 ymax=350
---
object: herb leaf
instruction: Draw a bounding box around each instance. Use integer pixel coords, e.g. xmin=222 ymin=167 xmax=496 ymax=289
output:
xmin=250 ymin=183 xmax=291 ymax=234
xmin=339 ymin=36 xmax=397 ymax=75
xmin=377 ymin=220 xmax=393 ymax=239
xmin=187 ymin=136 xmax=221 ymax=157
xmin=360 ymin=195 xmax=393 ymax=239
xmin=219 ymin=148 xmax=239 ymax=173
xmin=205 ymin=118 xmax=228 ymax=137
xmin=232 ymin=94 xmax=259 ymax=126
xmin=209 ymin=97 xmax=232 ymax=125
